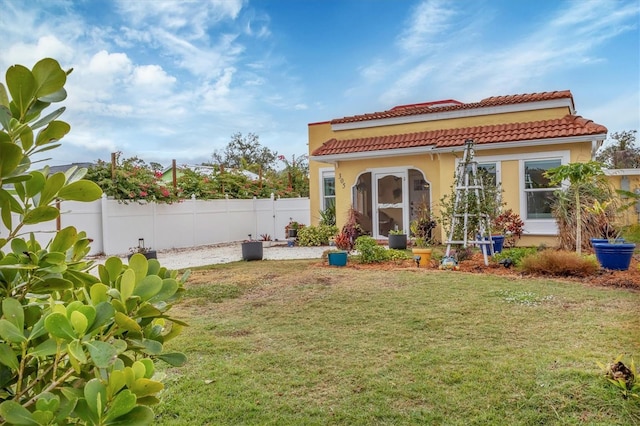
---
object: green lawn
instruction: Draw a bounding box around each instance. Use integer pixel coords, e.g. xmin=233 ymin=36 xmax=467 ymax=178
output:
xmin=155 ymin=260 xmax=640 ymax=425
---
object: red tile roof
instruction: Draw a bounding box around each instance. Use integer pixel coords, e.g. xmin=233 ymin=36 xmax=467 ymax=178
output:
xmin=312 ymin=115 xmax=606 ymax=157
xmin=331 ymin=90 xmax=574 ymax=124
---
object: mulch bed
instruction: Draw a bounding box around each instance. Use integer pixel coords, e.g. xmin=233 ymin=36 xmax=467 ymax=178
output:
xmin=323 ymin=251 xmax=640 ymax=290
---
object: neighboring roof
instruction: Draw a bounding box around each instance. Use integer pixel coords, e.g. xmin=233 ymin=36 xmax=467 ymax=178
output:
xmin=312 ymin=114 xmax=607 ymax=157
xmin=47 ymin=162 xmax=94 ymax=174
xmin=330 ymin=90 xmax=574 ymax=125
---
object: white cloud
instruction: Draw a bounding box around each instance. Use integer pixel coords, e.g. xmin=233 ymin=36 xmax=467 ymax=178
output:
xmin=131 ymin=65 xmax=177 ymax=89
xmin=397 ymin=0 xmax=457 ymax=54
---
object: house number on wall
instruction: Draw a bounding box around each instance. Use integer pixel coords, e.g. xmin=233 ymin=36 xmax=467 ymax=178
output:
xmin=338 ymin=173 xmax=346 ymax=189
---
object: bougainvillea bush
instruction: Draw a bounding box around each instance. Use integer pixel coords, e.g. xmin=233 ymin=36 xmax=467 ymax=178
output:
xmin=0 ymin=58 xmax=187 ymax=424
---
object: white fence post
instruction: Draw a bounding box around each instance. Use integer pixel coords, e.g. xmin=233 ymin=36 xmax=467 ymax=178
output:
xmin=100 ymin=194 xmax=110 ymax=255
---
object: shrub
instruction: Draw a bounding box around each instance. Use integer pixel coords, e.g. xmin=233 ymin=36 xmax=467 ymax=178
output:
xmin=387 ymin=249 xmax=411 ymax=263
xmin=297 ymin=225 xmax=338 ymax=246
xmin=520 ymin=249 xmax=598 ymax=277
xmin=0 ymin=58 xmax=187 ymax=424
xmin=354 ymin=236 xmax=389 ymax=264
xmin=493 ymin=247 xmax=538 ymax=267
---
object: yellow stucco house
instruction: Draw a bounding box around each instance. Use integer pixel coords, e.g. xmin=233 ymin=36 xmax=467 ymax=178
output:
xmin=308 ymin=90 xmax=610 ymax=246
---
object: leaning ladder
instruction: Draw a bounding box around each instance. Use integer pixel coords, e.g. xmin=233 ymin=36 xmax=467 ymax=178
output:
xmin=445 ymin=139 xmax=493 ymax=266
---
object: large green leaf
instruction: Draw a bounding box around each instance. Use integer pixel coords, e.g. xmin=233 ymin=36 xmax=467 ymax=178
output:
xmin=0 ymin=84 xmax=9 ymax=109
xmin=132 ymin=275 xmax=162 ymax=302
xmin=57 ymin=180 xmax=102 ymax=202
xmin=24 ymin=170 xmax=45 ymax=198
xmin=104 ymin=257 xmax=123 ymax=283
xmin=38 ymin=87 xmax=67 ymax=103
xmin=0 ymin=343 xmax=19 ymax=369
xmin=84 ymin=378 xmax=108 ymax=416
xmin=30 ymin=277 xmax=73 ymax=294
xmin=0 ymin=400 xmax=39 ymax=425
xmin=23 ymin=205 xmax=59 ymax=224
xmin=39 ymin=171 xmax=65 ymax=206
xmin=157 ymin=352 xmax=187 ymax=367
xmin=104 ymin=406 xmax=154 ymax=426
xmin=103 ymin=390 xmax=136 ymax=423
xmin=0 ymin=105 xmax=12 ymax=131
xmin=6 ymin=64 xmax=36 ymax=118
xmin=0 ymin=142 xmax=23 ymax=178
xmin=44 ymin=312 xmax=76 ymax=341
xmin=84 ymin=341 xmax=118 ymax=369
xmin=90 ymin=302 xmax=115 ymax=332
xmin=120 ymin=269 xmax=136 ymax=302
xmin=29 ymin=339 xmax=57 ymax=358
xmin=68 ymin=339 xmax=87 ymax=364
xmin=0 ymin=319 xmax=26 ymax=343
xmin=50 ymin=226 xmax=77 ymax=253
xmin=32 ymin=58 xmax=66 ymax=99
xmin=114 ymin=312 xmax=141 ymax=333
xmin=127 ymin=254 xmax=149 ymax=283
xmin=2 ymin=298 xmax=24 ymax=331
xmin=35 ymin=120 xmax=70 ymax=146
xmin=31 ymin=106 xmax=65 ymax=131
xmin=70 ymin=311 xmax=88 ymax=336
xmin=130 ymin=378 xmax=163 ymax=398
xmin=148 ymin=278 xmax=179 ymax=303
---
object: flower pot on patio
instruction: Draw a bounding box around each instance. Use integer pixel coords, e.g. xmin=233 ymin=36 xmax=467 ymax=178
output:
xmin=491 ymin=235 xmax=505 ymax=254
xmin=327 ymin=251 xmax=348 ymax=266
xmin=241 ymin=241 xmax=263 ymax=261
xmin=592 ymin=242 xmax=635 ymax=270
xmin=388 ymin=234 xmax=407 ymax=250
xmin=411 ymin=247 xmax=432 ymax=267
xmin=127 ymin=250 xmax=157 ymax=261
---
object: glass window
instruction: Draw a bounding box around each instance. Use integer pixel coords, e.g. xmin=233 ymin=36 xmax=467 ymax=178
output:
xmin=523 ymin=159 xmax=561 ymax=219
xmin=477 ymin=162 xmax=498 ymax=186
xmin=322 ymin=174 xmax=335 ymax=210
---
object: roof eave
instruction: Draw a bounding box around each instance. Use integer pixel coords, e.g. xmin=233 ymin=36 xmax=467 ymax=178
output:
xmin=309 ymin=134 xmax=606 ymax=163
xmin=331 ymin=98 xmax=575 ymax=131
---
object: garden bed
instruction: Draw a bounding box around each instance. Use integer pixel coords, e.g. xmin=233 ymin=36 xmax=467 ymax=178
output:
xmin=321 ymin=249 xmax=640 ymax=289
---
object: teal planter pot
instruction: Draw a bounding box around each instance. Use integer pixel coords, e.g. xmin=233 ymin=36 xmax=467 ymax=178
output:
xmin=327 ymin=251 xmax=348 ymax=267
xmin=592 ymin=242 xmax=636 ymax=270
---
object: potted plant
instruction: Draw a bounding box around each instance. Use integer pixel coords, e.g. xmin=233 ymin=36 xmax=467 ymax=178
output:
xmin=325 ymin=249 xmax=348 ymax=266
xmin=128 ymin=238 xmax=157 ymax=261
xmin=586 ymin=201 xmax=635 ymax=270
xmin=241 ymin=234 xmax=263 ymax=261
xmin=259 ymin=233 xmax=272 ymax=248
xmin=388 ymin=228 xmax=407 ymax=250
xmin=410 ymin=199 xmax=436 ymax=267
xmin=285 ymin=218 xmax=304 ymax=239
xmin=489 ymin=209 xmax=524 ymax=253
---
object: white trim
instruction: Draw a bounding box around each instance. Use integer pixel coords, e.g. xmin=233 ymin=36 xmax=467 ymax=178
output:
xmin=319 ymin=167 xmax=335 ymax=211
xmin=604 ymin=168 xmax=640 ymax=176
xmin=518 ymin=152 xmax=570 ymax=235
xmin=309 ymin=134 xmax=604 ymax=163
xmin=331 ymin=99 xmax=575 ymax=131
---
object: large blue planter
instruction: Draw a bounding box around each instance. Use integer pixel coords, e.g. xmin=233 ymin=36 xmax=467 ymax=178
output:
xmin=592 ymin=242 xmax=636 ymax=270
xmin=590 ymin=238 xmax=625 ymax=246
xmin=327 ymin=251 xmax=348 ymax=267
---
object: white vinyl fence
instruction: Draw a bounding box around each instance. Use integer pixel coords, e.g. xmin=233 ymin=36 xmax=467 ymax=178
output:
xmin=3 ymin=194 xmax=310 ymax=256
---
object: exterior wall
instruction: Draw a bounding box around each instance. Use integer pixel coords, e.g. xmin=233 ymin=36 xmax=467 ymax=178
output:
xmin=606 ymin=172 xmax=640 ymax=226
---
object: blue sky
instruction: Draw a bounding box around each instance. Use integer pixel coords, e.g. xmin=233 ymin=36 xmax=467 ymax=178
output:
xmin=1 ymin=0 xmax=638 ymax=169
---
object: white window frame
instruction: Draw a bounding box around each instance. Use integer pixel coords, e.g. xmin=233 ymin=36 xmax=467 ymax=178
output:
xmin=319 ymin=167 xmax=335 ymax=210
xmin=474 ymin=151 xmax=570 ymax=235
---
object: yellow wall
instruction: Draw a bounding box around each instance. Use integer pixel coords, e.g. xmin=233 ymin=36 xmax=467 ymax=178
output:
xmin=308 ymin=102 xmax=598 ymax=247
xmin=606 ymin=174 xmax=640 ymax=226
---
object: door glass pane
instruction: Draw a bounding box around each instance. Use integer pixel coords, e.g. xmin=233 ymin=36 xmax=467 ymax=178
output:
xmin=378 ymin=208 xmax=403 ymax=237
xmin=377 ymin=175 xmax=403 ymax=204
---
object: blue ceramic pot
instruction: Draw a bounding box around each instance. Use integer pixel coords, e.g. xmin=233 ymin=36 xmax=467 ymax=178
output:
xmin=327 ymin=251 xmax=348 ymax=266
xmin=592 ymin=242 xmax=636 ymax=270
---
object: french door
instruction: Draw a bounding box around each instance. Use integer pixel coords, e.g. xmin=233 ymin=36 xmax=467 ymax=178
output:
xmin=373 ymin=171 xmax=408 ymax=238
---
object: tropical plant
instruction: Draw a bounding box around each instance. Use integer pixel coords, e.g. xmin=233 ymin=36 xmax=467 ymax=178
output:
xmin=545 ymin=161 xmax=606 ymax=254
xmin=296 ymin=225 xmax=338 ymax=247
xmin=354 ymin=236 xmax=388 ymax=264
xmin=337 ymin=207 xmax=365 ymax=251
xmin=0 ymin=58 xmax=187 ymax=424
xmin=410 ymin=198 xmax=436 ymax=246
xmin=492 ymin=209 xmax=524 ymax=248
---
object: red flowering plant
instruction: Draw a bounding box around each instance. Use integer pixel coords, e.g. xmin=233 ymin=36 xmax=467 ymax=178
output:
xmin=492 ymin=209 xmax=524 ymax=248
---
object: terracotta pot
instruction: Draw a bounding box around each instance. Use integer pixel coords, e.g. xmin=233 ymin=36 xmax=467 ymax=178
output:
xmin=411 ymin=248 xmax=432 ymax=267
